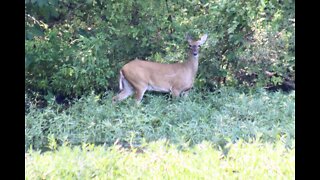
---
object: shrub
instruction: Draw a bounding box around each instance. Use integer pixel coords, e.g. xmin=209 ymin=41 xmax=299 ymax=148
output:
xmin=25 ymin=0 xmax=295 ymax=102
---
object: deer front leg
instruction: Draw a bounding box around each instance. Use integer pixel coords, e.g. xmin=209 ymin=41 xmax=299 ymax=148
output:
xmin=134 ymin=87 xmax=147 ymax=103
xmin=181 ymin=87 xmax=192 ymax=97
xmin=171 ymin=88 xmax=182 ymax=98
xmin=181 ymin=91 xmax=189 ymax=97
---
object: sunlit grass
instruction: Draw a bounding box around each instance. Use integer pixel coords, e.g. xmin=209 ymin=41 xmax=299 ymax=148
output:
xmin=25 ymin=138 xmax=294 ymax=179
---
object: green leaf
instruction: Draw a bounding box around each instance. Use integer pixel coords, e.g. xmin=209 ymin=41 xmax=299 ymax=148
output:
xmin=37 ymin=0 xmax=48 ymax=7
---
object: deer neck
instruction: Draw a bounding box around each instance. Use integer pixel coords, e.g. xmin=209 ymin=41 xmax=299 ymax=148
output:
xmin=184 ymin=52 xmax=199 ymax=75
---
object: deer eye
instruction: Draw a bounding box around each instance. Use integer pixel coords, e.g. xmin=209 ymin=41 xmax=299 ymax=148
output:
xmin=189 ymin=45 xmax=192 ymax=48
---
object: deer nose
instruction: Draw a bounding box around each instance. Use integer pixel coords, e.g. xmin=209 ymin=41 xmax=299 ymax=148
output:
xmin=193 ymin=53 xmax=198 ymax=56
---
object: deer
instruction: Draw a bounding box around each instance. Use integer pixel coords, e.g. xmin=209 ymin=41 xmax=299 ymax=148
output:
xmin=112 ymin=34 xmax=208 ymax=103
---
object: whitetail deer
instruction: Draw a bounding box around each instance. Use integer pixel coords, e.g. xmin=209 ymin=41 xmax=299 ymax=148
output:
xmin=112 ymin=34 xmax=208 ymax=103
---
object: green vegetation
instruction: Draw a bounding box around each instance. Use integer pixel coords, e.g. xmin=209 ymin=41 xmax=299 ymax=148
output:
xmin=26 ymin=138 xmax=294 ymax=179
xmin=25 ymin=0 xmax=295 ymax=179
xmin=26 ymin=88 xmax=295 ymax=151
xmin=25 ymin=88 xmax=295 ymax=178
xmin=25 ymin=0 xmax=295 ymax=103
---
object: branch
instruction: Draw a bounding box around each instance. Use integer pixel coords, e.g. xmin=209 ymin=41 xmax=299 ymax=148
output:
xmin=25 ymin=14 xmax=48 ymax=29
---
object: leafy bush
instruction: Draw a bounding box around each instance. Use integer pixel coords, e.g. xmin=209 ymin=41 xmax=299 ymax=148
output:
xmin=25 ymin=0 xmax=295 ymax=102
xmin=25 ymin=88 xmax=295 ymax=151
xmin=25 ymin=138 xmax=294 ymax=179
xmin=25 ymin=26 xmax=116 ymax=98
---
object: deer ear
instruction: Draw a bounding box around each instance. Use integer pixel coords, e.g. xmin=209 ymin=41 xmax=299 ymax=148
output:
xmin=198 ymin=34 xmax=208 ymax=45
xmin=186 ymin=33 xmax=193 ymax=43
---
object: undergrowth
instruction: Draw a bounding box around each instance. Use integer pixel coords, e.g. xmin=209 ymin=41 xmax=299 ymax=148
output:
xmin=25 ymin=87 xmax=295 ymax=151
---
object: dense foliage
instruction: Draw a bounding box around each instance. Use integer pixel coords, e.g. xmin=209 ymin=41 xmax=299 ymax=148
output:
xmin=25 ymin=0 xmax=295 ymax=105
xmin=25 ymin=1 xmax=295 ymax=177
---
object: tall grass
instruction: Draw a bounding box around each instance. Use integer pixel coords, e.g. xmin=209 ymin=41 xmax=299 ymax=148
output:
xmin=25 ymin=87 xmax=295 ymax=151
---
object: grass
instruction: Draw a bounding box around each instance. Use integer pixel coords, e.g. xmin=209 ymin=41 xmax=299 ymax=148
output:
xmin=25 ymin=138 xmax=294 ymax=179
xmin=25 ymin=87 xmax=295 ymax=179
xmin=25 ymin=87 xmax=295 ymax=151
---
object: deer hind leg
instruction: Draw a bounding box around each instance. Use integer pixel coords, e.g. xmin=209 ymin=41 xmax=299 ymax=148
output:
xmin=112 ymin=88 xmax=134 ymax=103
xmin=112 ymin=74 xmax=134 ymax=103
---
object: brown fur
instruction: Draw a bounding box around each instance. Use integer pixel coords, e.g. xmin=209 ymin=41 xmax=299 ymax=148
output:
xmin=112 ymin=34 xmax=208 ymax=103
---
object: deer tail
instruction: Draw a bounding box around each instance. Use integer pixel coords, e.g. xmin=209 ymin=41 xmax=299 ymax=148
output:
xmin=119 ymin=70 xmax=124 ymax=91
